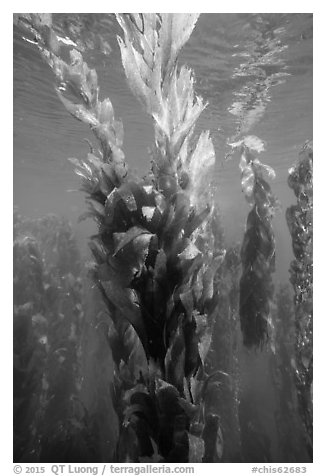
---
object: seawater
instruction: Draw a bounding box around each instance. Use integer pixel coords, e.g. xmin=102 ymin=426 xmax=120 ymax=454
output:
xmin=13 ymin=13 xmax=313 ymax=464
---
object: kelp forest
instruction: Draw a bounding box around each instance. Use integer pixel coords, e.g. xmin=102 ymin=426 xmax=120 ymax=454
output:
xmin=13 ymin=13 xmax=313 ymax=464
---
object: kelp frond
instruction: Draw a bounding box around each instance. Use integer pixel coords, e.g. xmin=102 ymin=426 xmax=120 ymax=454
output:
xmin=237 ymin=137 xmax=277 ymax=348
xmin=54 ymin=51 xmax=126 ymax=177
xmin=116 ymin=13 xmax=201 ymax=121
xmin=16 ymin=13 xmax=127 ymax=184
xmin=116 ymin=13 xmax=215 ymax=210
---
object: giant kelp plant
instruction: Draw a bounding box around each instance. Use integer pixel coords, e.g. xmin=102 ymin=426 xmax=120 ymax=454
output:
xmin=235 ymin=138 xmax=277 ymax=348
xmin=286 ymin=141 xmax=313 ymax=458
xmin=16 ymin=13 xmax=228 ymax=462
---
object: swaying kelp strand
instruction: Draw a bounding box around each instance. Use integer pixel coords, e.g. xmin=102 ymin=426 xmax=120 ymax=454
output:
xmin=286 ymin=140 xmax=313 ymax=458
xmin=238 ymin=141 xmax=277 ymax=348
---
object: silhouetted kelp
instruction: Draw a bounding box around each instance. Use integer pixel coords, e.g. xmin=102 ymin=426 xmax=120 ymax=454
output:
xmin=237 ymin=140 xmax=277 ymax=348
xmin=269 ymin=285 xmax=310 ymax=462
xmin=207 ymin=243 xmax=242 ymax=462
xmin=13 ymin=212 xmax=99 ymax=462
xmin=286 ymin=141 xmax=313 ymax=458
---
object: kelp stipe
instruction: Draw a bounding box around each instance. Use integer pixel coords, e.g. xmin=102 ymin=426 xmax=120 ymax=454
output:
xmin=237 ymin=137 xmax=277 ymax=348
xmin=286 ymin=141 xmax=313 ymax=458
xmin=22 ymin=13 xmax=227 ymax=462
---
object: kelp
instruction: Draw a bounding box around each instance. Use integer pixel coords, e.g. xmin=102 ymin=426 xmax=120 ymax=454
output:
xmin=270 ymin=285 xmax=296 ymax=460
xmin=270 ymin=285 xmax=310 ymax=462
xmin=21 ymin=13 xmax=230 ymax=462
xmin=13 ymin=212 xmax=96 ymax=462
xmin=286 ymin=141 xmax=313 ymax=458
xmin=207 ymin=241 xmax=242 ymax=462
xmin=237 ymin=138 xmax=277 ymax=348
xmin=116 ymin=13 xmax=215 ymax=210
xmin=13 ymin=230 xmax=47 ymax=461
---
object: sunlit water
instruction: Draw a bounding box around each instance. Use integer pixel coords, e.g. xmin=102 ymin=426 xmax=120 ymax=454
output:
xmin=13 ymin=13 xmax=313 ymax=463
xmin=13 ymin=13 xmax=312 ymax=281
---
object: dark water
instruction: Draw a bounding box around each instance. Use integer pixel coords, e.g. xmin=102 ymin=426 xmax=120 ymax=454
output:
xmin=13 ymin=13 xmax=313 ymax=463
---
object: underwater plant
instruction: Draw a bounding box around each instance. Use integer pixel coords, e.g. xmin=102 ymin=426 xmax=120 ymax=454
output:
xmin=13 ymin=212 xmax=92 ymax=462
xmin=13 ymin=226 xmax=48 ymax=461
xmin=270 ymin=285 xmax=307 ymax=462
xmin=286 ymin=141 xmax=313 ymax=458
xmin=236 ymin=138 xmax=277 ymax=348
xmin=207 ymin=242 xmax=242 ymax=462
xmin=270 ymin=285 xmax=296 ymax=461
xmin=18 ymin=13 xmax=230 ymax=462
